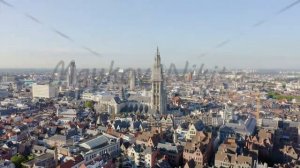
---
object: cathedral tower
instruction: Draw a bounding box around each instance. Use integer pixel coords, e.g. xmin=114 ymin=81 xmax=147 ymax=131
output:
xmin=151 ymin=47 xmax=167 ymax=114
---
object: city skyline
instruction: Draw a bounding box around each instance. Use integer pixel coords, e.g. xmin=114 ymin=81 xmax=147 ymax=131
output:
xmin=2 ymin=1 xmax=300 ymax=167
xmin=1 ymin=0 xmax=300 ymax=69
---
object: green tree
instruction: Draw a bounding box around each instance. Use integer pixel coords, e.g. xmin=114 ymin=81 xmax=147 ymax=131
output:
xmin=282 ymin=83 xmax=287 ymax=89
xmin=27 ymin=154 xmax=35 ymax=161
xmin=84 ymin=101 xmax=94 ymax=109
xmin=11 ymin=154 xmax=27 ymax=168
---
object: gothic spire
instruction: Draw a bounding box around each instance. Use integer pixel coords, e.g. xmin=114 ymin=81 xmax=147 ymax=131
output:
xmin=155 ymin=46 xmax=161 ymax=65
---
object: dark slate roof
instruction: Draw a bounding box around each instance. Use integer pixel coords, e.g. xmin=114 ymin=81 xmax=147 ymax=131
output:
xmin=113 ymin=120 xmax=130 ymax=129
xmin=113 ymin=96 xmax=122 ymax=104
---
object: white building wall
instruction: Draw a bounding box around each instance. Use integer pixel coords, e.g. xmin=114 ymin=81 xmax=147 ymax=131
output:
xmin=32 ymin=84 xmax=57 ymax=98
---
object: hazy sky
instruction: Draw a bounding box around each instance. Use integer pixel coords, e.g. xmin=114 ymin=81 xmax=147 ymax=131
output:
xmin=0 ymin=0 xmax=300 ymax=69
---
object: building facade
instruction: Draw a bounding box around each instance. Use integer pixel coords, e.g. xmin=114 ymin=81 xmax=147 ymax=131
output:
xmin=78 ymin=134 xmax=120 ymax=163
xmin=32 ymin=84 xmax=57 ymax=98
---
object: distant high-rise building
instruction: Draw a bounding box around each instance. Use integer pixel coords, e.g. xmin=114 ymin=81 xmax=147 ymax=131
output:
xmin=32 ymin=84 xmax=57 ymax=98
xmin=151 ymin=47 xmax=167 ymax=114
xmin=67 ymin=61 xmax=76 ymax=88
xmin=129 ymin=70 xmax=136 ymax=90
xmin=1 ymin=75 xmax=15 ymax=83
xmin=192 ymin=65 xmax=197 ymax=77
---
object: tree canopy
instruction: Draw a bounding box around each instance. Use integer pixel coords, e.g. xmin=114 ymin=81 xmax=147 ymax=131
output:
xmin=11 ymin=154 xmax=27 ymax=168
xmin=84 ymin=101 xmax=94 ymax=109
